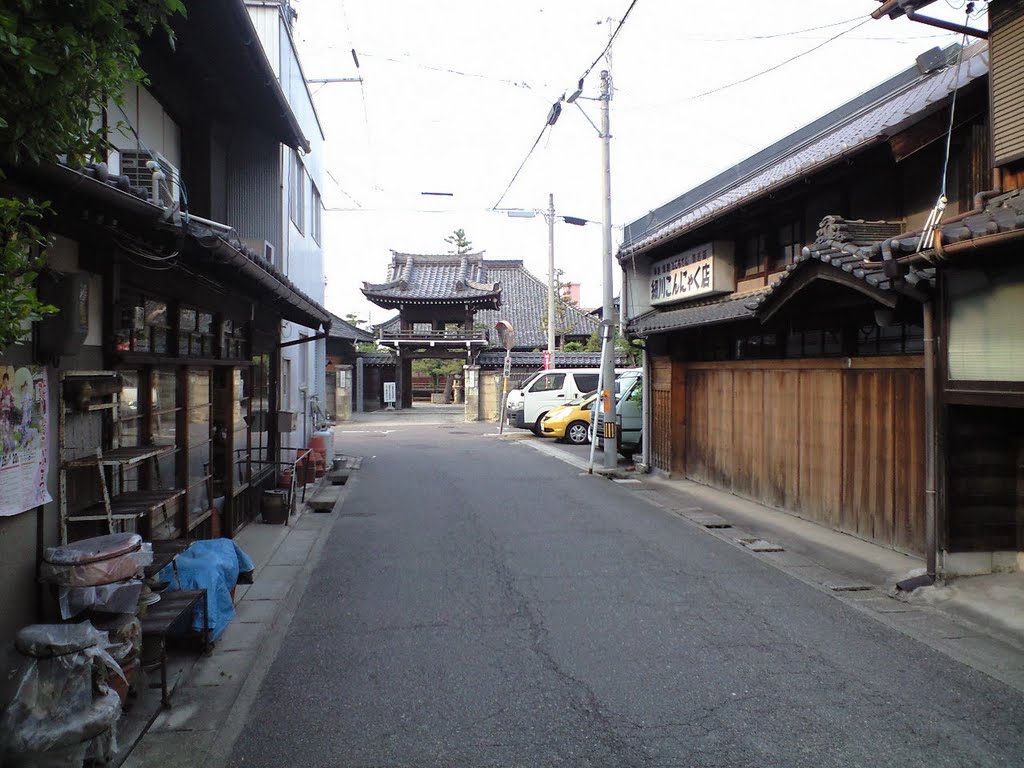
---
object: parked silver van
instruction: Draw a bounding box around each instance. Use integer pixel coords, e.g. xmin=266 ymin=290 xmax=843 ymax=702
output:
xmin=596 ymin=367 xmax=642 ymax=459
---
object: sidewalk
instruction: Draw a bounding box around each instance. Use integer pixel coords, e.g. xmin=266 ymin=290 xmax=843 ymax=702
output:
xmin=116 ymin=461 xmax=355 ymax=768
xmin=523 ymin=437 xmax=1024 ymax=694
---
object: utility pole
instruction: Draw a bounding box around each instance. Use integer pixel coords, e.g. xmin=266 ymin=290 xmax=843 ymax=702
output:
xmin=547 ymin=193 xmax=556 ymax=368
xmin=599 ymin=68 xmax=617 ymax=468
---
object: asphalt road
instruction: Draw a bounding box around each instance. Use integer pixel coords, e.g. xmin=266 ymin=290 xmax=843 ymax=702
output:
xmin=227 ymin=421 xmax=1024 ymax=768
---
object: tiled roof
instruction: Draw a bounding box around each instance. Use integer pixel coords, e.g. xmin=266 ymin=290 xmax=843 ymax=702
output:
xmin=362 ymin=251 xmax=501 ymax=306
xmin=328 ymin=313 xmax=374 ymax=343
xmin=473 ymin=261 xmax=600 ymax=348
xmin=933 ymin=187 xmax=1024 ymax=248
xmin=377 ymin=260 xmax=601 ymax=349
xmin=475 ymin=351 xmax=606 ymax=369
xmin=186 ymin=221 xmax=332 ymax=329
xmin=744 ymin=216 xmax=935 ymax=318
xmin=629 ymin=289 xmax=769 ymax=336
xmin=356 ymin=352 xmax=395 ymax=367
xmin=620 ymin=41 xmax=988 ymax=259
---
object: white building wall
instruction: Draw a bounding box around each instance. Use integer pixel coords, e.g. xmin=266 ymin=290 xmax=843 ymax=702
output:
xmin=106 ymin=85 xmax=182 ymax=176
xmin=246 ymin=2 xmax=329 ymax=448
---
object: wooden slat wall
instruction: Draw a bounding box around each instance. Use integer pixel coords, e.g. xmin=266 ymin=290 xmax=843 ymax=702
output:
xmin=671 ymin=361 xmax=687 ymax=477
xmin=731 ymin=369 xmax=764 ymax=499
xmin=893 ymin=371 xmax=926 ymax=551
xmin=797 ymin=371 xmax=843 ymax=529
xmin=708 ymin=371 xmax=734 ymax=489
xmin=843 ymin=371 xmax=895 ymax=542
xmin=683 ymin=358 xmax=925 ymax=553
xmin=685 ymin=370 xmax=709 ymax=482
xmin=764 ymin=370 xmax=800 ymax=510
xmin=651 ymin=356 xmax=673 ymax=472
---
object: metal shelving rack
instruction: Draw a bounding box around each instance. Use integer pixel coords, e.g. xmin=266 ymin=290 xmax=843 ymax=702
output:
xmin=58 ymin=371 xmax=184 ymax=543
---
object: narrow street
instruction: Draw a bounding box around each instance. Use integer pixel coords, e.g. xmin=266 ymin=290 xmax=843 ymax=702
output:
xmin=226 ymin=413 xmax=1024 ymax=768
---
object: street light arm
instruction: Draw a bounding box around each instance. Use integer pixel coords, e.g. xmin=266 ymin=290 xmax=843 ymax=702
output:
xmin=573 ymin=101 xmax=602 ymax=138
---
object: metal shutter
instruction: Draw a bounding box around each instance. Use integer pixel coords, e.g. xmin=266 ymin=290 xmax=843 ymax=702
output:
xmin=991 ymin=2 xmax=1024 ymax=165
xmin=947 ymin=267 xmax=1024 ymax=381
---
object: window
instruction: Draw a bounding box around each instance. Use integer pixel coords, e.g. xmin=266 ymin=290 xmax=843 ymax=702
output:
xmin=738 ymin=234 xmax=765 ymax=278
xmin=281 ymin=357 xmax=292 ymax=410
xmin=856 ymin=322 xmax=926 ymax=356
xmin=288 ymin=150 xmax=305 ymax=233
xmin=246 ymin=354 xmax=271 ymax=479
xmin=529 ymin=373 xmax=565 ymax=392
xmin=772 ymin=220 xmax=802 ymax=272
xmin=299 ymin=334 xmax=309 ymax=393
xmin=574 ymin=373 xmax=599 ymax=392
xmin=786 ymin=328 xmax=844 ymax=357
xmin=151 ymin=369 xmax=179 ymax=492
xmin=311 ymin=184 xmax=322 ymax=244
xmin=185 ymin=370 xmax=212 ymax=528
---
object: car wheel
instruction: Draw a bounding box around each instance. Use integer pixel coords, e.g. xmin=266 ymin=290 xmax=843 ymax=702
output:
xmin=532 ymin=413 xmax=547 ymax=436
xmin=566 ymin=421 xmax=589 ymax=445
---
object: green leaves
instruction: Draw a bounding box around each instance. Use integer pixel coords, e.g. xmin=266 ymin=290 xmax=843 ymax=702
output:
xmin=0 ymin=0 xmax=183 ymax=167
xmin=0 ymin=198 xmax=57 ymax=351
xmin=0 ymin=0 xmax=183 ymax=350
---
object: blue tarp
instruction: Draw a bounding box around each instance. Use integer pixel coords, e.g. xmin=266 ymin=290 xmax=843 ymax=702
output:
xmin=158 ymin=539 xmax=254 ymax=642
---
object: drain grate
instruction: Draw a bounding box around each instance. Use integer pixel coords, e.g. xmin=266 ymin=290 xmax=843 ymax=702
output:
xmin=738 ymin=537 xmax=784 ymax=553
xmin=824 ymin=582 xmax=872 ymax=592
xmin=688 ymin=512 xmax=732 ymax=528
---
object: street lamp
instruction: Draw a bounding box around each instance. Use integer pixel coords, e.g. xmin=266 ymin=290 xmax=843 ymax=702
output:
xmin=506 ymin=197 xmax=587 ymax=369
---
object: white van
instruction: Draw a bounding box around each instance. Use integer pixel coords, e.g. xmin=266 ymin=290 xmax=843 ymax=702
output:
xmin=506 ymin=369 xmax=601 ymax=434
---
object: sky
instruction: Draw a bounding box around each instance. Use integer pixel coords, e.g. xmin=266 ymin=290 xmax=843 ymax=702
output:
xmin=290 ymin=0 xmax=988 ymax=324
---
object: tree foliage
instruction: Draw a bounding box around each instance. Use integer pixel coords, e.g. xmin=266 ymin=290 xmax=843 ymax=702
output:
xmin=538 ymin=268 xmax=581 ymax=345
xmin=0 ymin=198 xmax=56 ymax=349
xmin=0 ymin=0 xmax=184 ymax=167
xmin=0 ymin=0 xmax=184 ymax=351
xmin=444 ymin=228 xmax=472 ymax=254
xmin=343 ymin=313 xmax=368 ymax=329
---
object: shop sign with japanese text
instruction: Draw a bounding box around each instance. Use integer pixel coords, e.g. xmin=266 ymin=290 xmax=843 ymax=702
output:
xmin=649 ymin=241 xmax=734 ymax=307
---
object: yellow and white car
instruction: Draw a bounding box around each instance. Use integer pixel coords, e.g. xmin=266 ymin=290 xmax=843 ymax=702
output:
xmin=539 ymin=392 xmax=597 ymax=445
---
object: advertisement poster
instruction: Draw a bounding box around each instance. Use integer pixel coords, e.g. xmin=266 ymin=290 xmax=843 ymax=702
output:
xmin=0 ymin=365 xmax=51 ymax=516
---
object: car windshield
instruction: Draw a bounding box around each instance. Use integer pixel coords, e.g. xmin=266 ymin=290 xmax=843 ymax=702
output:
xmin=615 ymin=376 xmax=639 ymax=398
xmin=567 ymin=390 xmax=597 ymax=406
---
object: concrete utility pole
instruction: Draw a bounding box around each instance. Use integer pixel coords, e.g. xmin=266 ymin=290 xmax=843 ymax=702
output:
xmin=599 ymin=68 xmax=617 ymax=468
xmin=547 ymin=193 xmax=556 ymax=368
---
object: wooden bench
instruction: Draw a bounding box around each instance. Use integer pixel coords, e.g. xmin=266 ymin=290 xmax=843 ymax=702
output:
xmin=139 ymin=589 xmax=210 ymax=707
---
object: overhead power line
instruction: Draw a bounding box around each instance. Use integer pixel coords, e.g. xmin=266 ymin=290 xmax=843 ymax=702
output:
xmin=578 ymin=0 xmax=640 ymax=85
xmin=492 ymin=0 xmax=641 ymax=209
xmin=670 ymin=15 xmax=874 ymax=105
xmin=360 ymin=51 xmax=544 ymax=90
xmin=491 ymin=121 xmax=552 ymax=210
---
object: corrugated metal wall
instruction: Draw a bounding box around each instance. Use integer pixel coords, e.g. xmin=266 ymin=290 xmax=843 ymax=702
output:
xmin=225 ymin=132 xmax=282 ymax=259
xmin=991 ymin=3 xmax=1024 ymax=166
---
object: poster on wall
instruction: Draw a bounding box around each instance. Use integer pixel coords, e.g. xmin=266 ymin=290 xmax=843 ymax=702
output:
xmin=0 ymin=365 xmax=51 ymax=516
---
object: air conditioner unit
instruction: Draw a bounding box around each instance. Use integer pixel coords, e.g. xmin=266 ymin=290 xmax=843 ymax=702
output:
xmin=119 ymin=149 xmax=180 ymax=209
xmin=243 ymin=239 xmax=276 ymax=266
